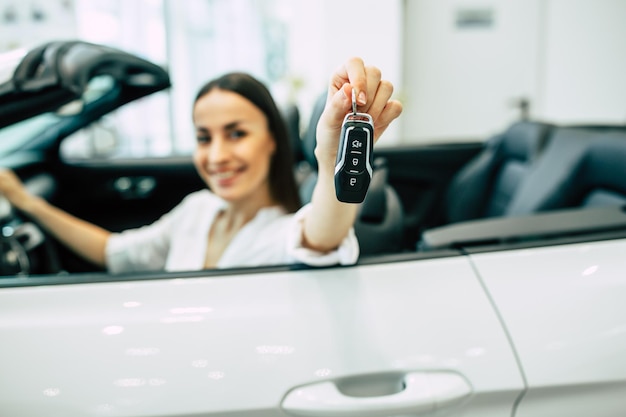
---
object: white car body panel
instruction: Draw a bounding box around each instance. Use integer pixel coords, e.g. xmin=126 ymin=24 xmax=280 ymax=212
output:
xmin=0 ymin=257 xmax=523 ymax=417
xmin=472 ymin=238 xmax=626 ymax=416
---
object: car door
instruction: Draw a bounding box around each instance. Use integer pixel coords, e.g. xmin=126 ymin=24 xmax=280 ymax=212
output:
xmin=471 ymin=238 xmax=626 ymax=416
xmin=0 ymin=254 xmax=523 ymax=417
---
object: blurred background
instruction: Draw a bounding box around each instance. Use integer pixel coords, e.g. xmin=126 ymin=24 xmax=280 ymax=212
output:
xmin=0 ymin=0 xmax=625 ymax=158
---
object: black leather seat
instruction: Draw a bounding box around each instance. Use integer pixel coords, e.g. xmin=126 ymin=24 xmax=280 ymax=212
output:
xmin=443 ymin=120 xmax=553 ymax=223
xmin=418 ymin=122 xmax=626 ymax=251
xmin=300 ymin=93 xmax=405 ymax=256
xmin=280 ymin=102 xmax=305 ymax=165
xmin=354 ymin=158 xmax=405 ymax=254
xmin=298 ymin=93 xmax=327 ymax=200
xmin=507 ymin=127 xmax=626 ymax=215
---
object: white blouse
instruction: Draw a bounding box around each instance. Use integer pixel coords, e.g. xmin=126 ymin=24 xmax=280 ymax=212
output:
xmin=105 ymin=189 xmax=359 ymax=273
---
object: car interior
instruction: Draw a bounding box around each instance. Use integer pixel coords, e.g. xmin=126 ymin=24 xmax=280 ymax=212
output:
xmin=390 ymin=122 xmax=626 ymax=252
xmin=1 ymin=40 xmax=626 ymax=280
xmin=295 ymin=91 xmax=626 ymax=256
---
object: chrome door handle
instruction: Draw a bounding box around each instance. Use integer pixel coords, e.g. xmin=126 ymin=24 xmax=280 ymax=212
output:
xmin=281 ymin=371 xmax=471 ymax=417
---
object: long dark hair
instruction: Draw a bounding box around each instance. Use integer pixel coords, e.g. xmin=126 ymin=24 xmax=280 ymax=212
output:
xmin=194 ymin=72 xmax=301 ymax=213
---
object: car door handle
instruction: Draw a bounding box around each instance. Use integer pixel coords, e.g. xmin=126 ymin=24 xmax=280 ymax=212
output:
xmin=113 ymin=176 xmax=156 ymax=199
xmin=282 ymin=371 xmax=471 ymax=417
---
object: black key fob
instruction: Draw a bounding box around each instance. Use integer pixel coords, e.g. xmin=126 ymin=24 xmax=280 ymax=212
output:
xmin=334 ymin=112 xmax=374 ymax=203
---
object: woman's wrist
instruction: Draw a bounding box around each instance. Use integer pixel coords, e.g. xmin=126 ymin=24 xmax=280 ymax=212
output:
xmin=19 ymin=194 xmax=46 ymax=216
xmin=314 ymin=127 xmax=342 ymax=171
xmin=314 ymin=145 xmax=337 ymax=171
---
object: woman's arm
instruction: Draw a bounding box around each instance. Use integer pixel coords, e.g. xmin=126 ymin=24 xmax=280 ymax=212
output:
xmin=0 ymin=169 xmax=110 ymax=267
xmin=302 ymin=57 xmax=403 ymax=252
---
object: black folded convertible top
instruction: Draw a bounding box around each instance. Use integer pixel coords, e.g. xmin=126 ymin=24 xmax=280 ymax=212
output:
xmin=0 ymin=40 xmax=170 ymax=127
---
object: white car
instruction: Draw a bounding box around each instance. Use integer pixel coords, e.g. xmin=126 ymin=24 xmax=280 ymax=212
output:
xmin=1 ymin=41 xmax=625 ymax=417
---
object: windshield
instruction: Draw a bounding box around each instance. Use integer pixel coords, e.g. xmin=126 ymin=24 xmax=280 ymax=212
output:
xmin=0 ymin=75 xmax=117 ymax=158
xmin=0 ymin=114 xmax=62 ymax=156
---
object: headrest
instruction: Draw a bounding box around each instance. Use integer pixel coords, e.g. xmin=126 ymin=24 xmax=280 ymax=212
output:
xmin=280 ymin=103 xmax=304 ymax=163
xmin=499 ymin=121 xmax=552 ymax=160
xmin=302 ymin=93 xmax=327 ymax=170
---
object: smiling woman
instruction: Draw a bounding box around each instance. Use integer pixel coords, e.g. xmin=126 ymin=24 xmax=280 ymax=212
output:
xmin=190 ymin=74 xmax=300 ymax=268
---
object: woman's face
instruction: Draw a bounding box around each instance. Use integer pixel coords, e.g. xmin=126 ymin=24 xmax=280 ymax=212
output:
xmin=192 ymin=89 xmax=276 ymax=205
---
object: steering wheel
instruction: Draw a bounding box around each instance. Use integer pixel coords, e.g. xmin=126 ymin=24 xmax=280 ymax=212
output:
xmin=0 ymin=195 xmax=62 ymax=276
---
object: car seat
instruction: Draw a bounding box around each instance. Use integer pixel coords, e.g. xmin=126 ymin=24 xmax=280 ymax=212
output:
xmin=506 ymin=127 xmax=626 ymax=214
xmin=418 ymin=125 xmax=626 ymax=251
xmin=442 ymin=120 xmax=553 ymax=223
xmin=300 ymin=93 xmax=405 ymax=255
xmin=281 ymin=102 xmax=305 ymax=165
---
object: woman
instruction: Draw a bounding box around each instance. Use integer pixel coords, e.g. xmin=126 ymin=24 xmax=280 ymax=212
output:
xmin=0 ymin=57 xmax=402 ymax=273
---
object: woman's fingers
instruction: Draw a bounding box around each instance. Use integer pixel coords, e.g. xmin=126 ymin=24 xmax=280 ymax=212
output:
xmin=373 ymin=99 xmax=403 ymax=141
xmin=362 ymin=79 xmax=393 ymax=120
xmin=358 ymin=65 xmax=382 ymax=113
xmin=320 ymin=57 xmax=402 ymax=154
xmin=329 ymin=57 xmax=367 ymax=105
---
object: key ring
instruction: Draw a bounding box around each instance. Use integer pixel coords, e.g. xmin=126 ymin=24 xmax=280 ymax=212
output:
xmin=352 ymin=88 xmax=357 ymax=115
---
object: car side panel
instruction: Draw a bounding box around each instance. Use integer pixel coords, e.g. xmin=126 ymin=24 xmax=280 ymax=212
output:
xmin=471 ymin=238 xmax=626 ymax=417
xmin=0 ymin=257 xmax=523 ymax=417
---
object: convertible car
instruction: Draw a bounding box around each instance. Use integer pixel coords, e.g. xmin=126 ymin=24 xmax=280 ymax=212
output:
xmin=1 ymin=41 xmax=625 ymax=417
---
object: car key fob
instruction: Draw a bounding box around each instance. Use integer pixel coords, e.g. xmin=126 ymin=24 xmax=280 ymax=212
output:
xmin=334 ymin=89 xmax=374 ymax=203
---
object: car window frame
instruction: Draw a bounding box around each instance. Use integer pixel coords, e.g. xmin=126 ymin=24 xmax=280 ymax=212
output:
xmin=2 ymin=213 xmax=626 ymax=289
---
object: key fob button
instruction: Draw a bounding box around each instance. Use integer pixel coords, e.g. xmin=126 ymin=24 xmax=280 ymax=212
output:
xmin=342 ymin=173 xmax=364 ymax=191
xmin=347 ymin=152 xmax=365 ymax=173
xmin=348 ymin=130 xmax=367 ymax=151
